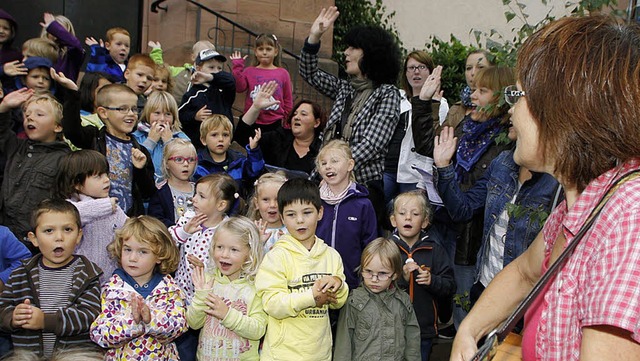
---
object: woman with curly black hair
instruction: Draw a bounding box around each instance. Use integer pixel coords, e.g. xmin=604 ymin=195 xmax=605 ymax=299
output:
xmin=300 ymin=6 xmax=401 ymax=229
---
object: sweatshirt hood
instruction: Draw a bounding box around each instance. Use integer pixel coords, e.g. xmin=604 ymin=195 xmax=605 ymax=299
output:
xmin=273 ymin=234 xmax=329 ymax=258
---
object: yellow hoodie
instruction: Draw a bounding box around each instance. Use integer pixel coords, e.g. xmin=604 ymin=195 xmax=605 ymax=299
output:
xmin=256 ymin=234 xmax=349 ymax=361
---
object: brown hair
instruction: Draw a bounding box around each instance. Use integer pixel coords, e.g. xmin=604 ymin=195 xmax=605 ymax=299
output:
xmin=517 ymin=16 xmax=640 ymax=192
xmin=283 ymin=100 xmax=327 ymax=136
xmin=196 ymin=173 xmax=243 ymax=215
xmin=253 ymin=33 xmax=282 ymax=67
xmin=96 ymin=83 xmax=137 ymax=108
xmin=30 ymin=199 xmax=81 ymax=231
xmin=474 ymin=66 xmax=514 ymax=119
xmin=56 ymin=150 xmax=109 ymax=198
xmin=108 ymin=216 xmax=180 ymax=274
xmin=400 ymin=50 xmax=435 ymax=97
xmin=106 ymin=27 xmax=130 ymax=42
xmin=199 ymin=114 xmax=233 ymax=142
xmin=154 ymin=64 xmax=174 ymax=94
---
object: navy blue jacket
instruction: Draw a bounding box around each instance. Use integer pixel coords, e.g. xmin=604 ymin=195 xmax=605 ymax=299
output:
xmin=392 ymin=229 xmax=456 ymax=339
xmin=436 ymin=150 xmax=560 ymax=281
xmin=316 ymin=183 xmax=378 ymax=289
xmin=147 ymin=183 xmax=175 ymax=228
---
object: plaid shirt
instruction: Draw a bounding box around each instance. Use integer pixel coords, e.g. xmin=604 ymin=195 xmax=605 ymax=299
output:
xmin=535 ymin=158 xmax=640 ymax=360
xmin=299 ymin=40 xmax=400 ymax=184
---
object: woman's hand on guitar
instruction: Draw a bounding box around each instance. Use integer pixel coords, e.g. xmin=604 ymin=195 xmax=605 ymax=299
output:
xmin=449 ymin=327 xmax=479 ymax=361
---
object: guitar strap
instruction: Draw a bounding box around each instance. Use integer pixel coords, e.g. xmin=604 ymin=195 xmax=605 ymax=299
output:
xmin=473 ymin=169 xmax=640 ymax=360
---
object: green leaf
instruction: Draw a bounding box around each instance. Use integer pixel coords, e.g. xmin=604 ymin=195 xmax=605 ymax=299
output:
xmin=505 ymin=11 xmax=516 ymax=22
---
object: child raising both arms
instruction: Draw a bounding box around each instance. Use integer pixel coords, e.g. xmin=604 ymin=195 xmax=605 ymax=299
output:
xmin=390 ymin=190 xmax=455 ymax=361
xmin=246 ymin=171 xmax=288 ymax=254
xmin=334 ymin=237 xmax=421 ymax=361
xmin=148 ymin=139 xmax=198 ymax=228
xmin=231 ymin=34 xmax=293 ymax=132
xmin=255 ymin=178 xmax=348 ymax=361
xmin=55 ymin=149 xmax=128 ymax=284
xmin=0 ymin=199 xmax=102 ymax=358
xmin=91 ymin=216 xmax=187 ymax=360
xmin=85 ymin=27 xmax=131 ymax=83
xmin=316 ymin=139 xmax=378 ymax=289
xmin=187 ymin=216 xmax=267 ymax=360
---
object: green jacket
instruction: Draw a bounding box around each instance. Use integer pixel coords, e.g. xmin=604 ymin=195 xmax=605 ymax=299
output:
xmin=333 ymin=285 xmax=421 ymax=361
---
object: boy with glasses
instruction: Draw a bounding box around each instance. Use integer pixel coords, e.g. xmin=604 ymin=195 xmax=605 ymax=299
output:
xmin=59 ymin=78 xmax=156 ymax=216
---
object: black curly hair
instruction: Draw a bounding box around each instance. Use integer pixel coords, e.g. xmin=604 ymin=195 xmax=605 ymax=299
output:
xmin=343 ymin=25 xmax=401 ymax=87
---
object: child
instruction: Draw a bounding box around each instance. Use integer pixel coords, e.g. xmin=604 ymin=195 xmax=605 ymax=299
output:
xmin=390 ymin=190 xmax=455 ymax=361
xmin=123 ymin=54 xmax=156 ymax=110
xmin=246 ymin=171 xmax=288 ymax=253
xmin=148 ymin=138 xmax=197 ymax=227
xmin=132 ymin=90 xmax=190 ymax=183
xmin=78 ymin=72 xmax=115 ymax=129
xmin=91 ymin=216 xmax=188 ymax=360
xmin=60 ymin=80 xmax=156 ymax=216
xmin=146 ymin=64 xmax=173 ymax=95
xmin=255 ymin=178 xmax=348 ymax=361
xmin=194 ymin=114 xmax=264 ymax=197
xmin=333 ymin=238 xmax=421 ymax=361
xmin=315 ymin=140 xmax=378 ymax=289
xmin=169 ymin=173 xmax=241 ymax=302
xmin=39 ymin=13 xmax=84 ymax=82
xmin=14 ymin=57 xmax=56 ymax=95
xmin=231 ymin=33 xmax=293 ymax=132
xmin=55 ymin=149 xmax=128 ymax=284
xmin=0 ymin=9 xmax=21 ymax=86
xmin=169 ymin=173 xmax=239 ymax=361
xmin=178 ymin=49 xmax=235 ymax=146
xmin=85 ymin=27 xmax=131 ymax=83
xmin=148 ymin=39 xmax=215 ymax=103
xmin=187 ymin=216 xmax=267 ymax=360
xmin=0 ymin=199 xmax=102 ymax=358
xmin=0 ymin=87 xmax=71 ymax=248
xmin=21 ymin=38 xmax=58 ymax=64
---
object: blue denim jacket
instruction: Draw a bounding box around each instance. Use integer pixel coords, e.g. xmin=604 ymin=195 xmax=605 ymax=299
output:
xmin=436 ymin=150 xmax=560 ymax=280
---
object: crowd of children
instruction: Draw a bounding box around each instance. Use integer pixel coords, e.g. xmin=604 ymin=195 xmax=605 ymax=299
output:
xmin=0 ymin=5 xmax=464 ymax=361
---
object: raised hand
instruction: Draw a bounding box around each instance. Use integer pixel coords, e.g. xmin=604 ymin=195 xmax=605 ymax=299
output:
xmin=191 ymin=70 xmax=213 ymax=85
xmin=253 ymin=81 xmax=280 ymax=110
xmin=50 ymin=68 xmax=79 ymax=91
xmin=131 ymin=148 xmax=147 ymax=169
xmin=230 ymin=51 xmax=247 ymax=61
xmin=309 ymin=6 xmax=340 ymax=43
xmin=255 ymin=219 xmax=273 ymax=245
xmin=433 ymin=126 xmax=458 ymax=167
xmin=191 ymin=264 xmax=214 ymax=290
xmin=419 ymin=65 xmax=443 ymax=101
xmin=3 ymin=60 xmax=28 ymax=77
xmin=39 ymin=12 xmax=55 ymax=29
xmin=85 ymin=37 xmax=104 ymax=48
xmin=184 ymin=213 xmax=208 ymax=234
xmin=248 ymin=128 xmax=261 ymax=150
xmin=0 ymin=88 xmax=34 ymax=113
xmin=148 ymin=41 xmax=161 ymax=49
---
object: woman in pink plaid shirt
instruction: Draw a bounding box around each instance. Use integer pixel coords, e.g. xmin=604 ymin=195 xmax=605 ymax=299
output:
xmin=450 ymin=16 xmax=640 ymax=361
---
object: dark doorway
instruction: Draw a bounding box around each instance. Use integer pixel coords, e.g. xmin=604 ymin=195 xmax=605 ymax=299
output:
xmin=2 ymin=0 xmax=143 ymax=53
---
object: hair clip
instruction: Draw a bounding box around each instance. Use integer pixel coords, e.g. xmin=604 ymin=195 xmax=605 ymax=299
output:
xmin=234 ymin=192 xmax=240 ymax=199
xmin=257 ymin=33 xmax=278 ymax=43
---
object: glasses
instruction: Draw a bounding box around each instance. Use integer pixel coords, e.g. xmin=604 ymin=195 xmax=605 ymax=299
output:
xmin=168 ymin=156 xmax=197 ymax=164
xmin=407 ymin=65 xmax=428 ymax=72
xmin=104 ymin=106 xmax=139 ymax=114
xmin=504 ymin=85 xmax=526 ymax=106
xmin=362 ymin=270 xmax=392 ymax=281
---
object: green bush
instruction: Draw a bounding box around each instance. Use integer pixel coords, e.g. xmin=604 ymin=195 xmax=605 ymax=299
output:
xmin=425 ymin=35 xmax=473 ymax=104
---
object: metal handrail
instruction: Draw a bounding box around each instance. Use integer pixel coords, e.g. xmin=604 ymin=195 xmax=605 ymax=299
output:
xmin=185 ymin=0 xmax=334 ymax=114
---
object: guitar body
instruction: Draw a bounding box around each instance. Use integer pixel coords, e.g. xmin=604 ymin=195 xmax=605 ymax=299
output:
xmin=491 ymin=333 xmax=522 ymax=361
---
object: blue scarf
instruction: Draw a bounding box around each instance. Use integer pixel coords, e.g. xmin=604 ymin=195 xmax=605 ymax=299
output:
xmin=455 ymin=115 xmax=504 ymax=181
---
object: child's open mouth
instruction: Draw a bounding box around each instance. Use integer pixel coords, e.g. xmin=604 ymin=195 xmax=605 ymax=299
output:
xmin=53 ymin=247 xmax=65 ymax=256
xmin=219 ymin=261 xmax=231 ymax=270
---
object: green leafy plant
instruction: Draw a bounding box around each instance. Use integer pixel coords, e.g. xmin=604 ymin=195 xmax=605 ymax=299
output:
xmin=453 ymin=291 xmax=471 ymax=312
xmin=333 ymin=0 xmax=404 ymax=77
xmin=426 ymin=35 xmax=473 ymax=103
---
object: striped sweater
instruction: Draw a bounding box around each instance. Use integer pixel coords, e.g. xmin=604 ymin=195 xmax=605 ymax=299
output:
xmin=0 ymin=254 xmax=103 ymax=356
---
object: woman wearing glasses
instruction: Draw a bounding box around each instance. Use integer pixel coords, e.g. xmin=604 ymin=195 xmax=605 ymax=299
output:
xmin=383 ymin=50 xmax=450 ymax=205
xmin=432 ymin=88 xmax=560 ymax=309
xmin=451 ymin=16 xmax=640 ymax=361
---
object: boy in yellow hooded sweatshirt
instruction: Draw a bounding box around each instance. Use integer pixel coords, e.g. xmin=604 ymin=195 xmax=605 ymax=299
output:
xmin=255 ymin=178 xmax=348 ymax=361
